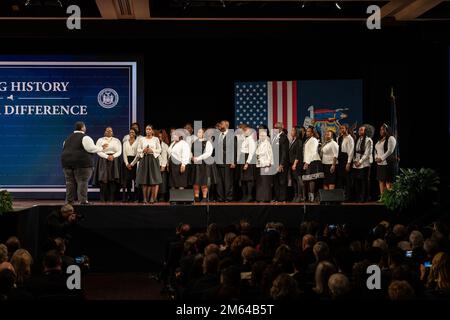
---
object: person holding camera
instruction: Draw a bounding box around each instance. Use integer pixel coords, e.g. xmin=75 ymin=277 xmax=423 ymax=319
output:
xmin=46 ymin=204 xmax=78 ymax=241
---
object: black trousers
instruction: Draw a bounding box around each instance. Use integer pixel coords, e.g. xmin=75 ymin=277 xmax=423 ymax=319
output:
xmin=100 ymin=182 xmax=117 ymax=202
xmin=337 ymin=155 xmax=352 ymax=200
xmin=353 ymin=167 xmax=369 ymax=202
xmin=216 ymin=165 xmax=234 ymax=202
xmin=274 ymin=167 xmax=288 ymax=201
xmin=291 ymin=168 xmax=304 ymax=200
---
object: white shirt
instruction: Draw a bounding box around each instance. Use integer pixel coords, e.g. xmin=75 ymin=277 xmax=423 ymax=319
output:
xmin=96 ymin=136 xmax=122 ymax=159
xmin=321 ymin=140 xmax=339 ymax=165
xmin=304 ymin=137 xmax=321 ymax=164
xmin=122 ymin=134 xmax=143 ymax=143
xmin=353 ymin=137 xmax=373 ymax=169
xmin=375 ymin=136 xmax=397 ymax=166
xmin=138 ymin=136 xmax=161 ymax=159
xmin=339 ymin=135 xmax=355 ymax=164
xmin=240 ymin=134 xmax=257 ymax=164
xmin=63 ymin=131 xmax=103 ymax=153
xmin=123 ymin=139 xmax=139 ymax=166
xmin=184 ymin=134 xmax=197 ymax=146
xmin=159 ymin=141 xmax=169 ymax=168
xmin=192 ymin=140 xmax=214 ymax=163
xmin=256 ymin=139 xmax=273 ymax=168
xmin=168 ymin=140 xmax=191 ymax=165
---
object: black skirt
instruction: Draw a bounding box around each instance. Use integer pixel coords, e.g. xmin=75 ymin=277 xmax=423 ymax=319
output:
xmin=302 ymin=160 xmax=324 ymax=181
xmin=136 ymin=154 xmax=162 ymax=186
xmin=121 ymin=156 xmax=137 ymax=186
xmin=93 ymin=156 xmax=121 ymax=185
xmin=169 ymin=160 xmax=189 ymax=188
xmin=189 ymin=162 xmax=218 ymax=186
xmin=376 ymin=162 xmax=397 ymax=183
xmin=322 ymin=164 xmax=336 ymax=185
xmin=256 ymin=167 xmax=273 ymax=202
xmin=159 ymin=170 xmax=169 ymax=194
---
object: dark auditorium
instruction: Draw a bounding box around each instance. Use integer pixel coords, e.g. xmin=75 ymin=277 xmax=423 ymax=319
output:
xmin=0 ymin=0 xmax=450 ymax=315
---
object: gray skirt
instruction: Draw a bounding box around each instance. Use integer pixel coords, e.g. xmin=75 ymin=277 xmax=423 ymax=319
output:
xmin=136 ymin=154 xmax=162 ymax=186
xmin=93 ymin=157 xmax=121 ymax=185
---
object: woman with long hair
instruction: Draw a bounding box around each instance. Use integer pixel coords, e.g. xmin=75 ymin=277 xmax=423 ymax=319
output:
xmin=374 ymin=123 xmax=397 ymax=195
xmin=136 ymin=125 xmax=162 ymax=204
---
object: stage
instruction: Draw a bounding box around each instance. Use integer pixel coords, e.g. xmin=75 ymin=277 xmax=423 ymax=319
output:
xmin=1 ymin=200 xmax=390 ymax=273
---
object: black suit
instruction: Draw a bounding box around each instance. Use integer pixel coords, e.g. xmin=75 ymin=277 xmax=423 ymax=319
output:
xmin=273 ymin=132 xmax=290 ymax=201
xmin=214 ymin=131 xmax=236 ymax=202
xmin=289 ymin=138 xmax=304 ymax=200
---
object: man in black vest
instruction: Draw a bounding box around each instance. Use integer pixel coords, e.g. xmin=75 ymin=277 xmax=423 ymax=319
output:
xmin=61 ymin=122 xmax=107 ymax=205
xmin=272 ymin=122 xmax=290 ymax=202
xmin=214 ymin=120 xmax=236 ymax=202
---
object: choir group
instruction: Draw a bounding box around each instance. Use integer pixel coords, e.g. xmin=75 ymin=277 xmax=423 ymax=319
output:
xmin=88 ymin=120 xmax=398 ymax=204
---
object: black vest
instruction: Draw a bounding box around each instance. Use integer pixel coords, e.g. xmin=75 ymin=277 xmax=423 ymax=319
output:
xmin=61 ymin=132 xmax=94 ymax=168
xmin=383 ymin=136 xmax=397 ymax=164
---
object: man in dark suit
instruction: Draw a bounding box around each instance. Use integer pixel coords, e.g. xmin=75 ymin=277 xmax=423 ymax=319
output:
xmin=272 ymin=122 xmax=290 ymax=202
xmin=214 ymin=120 xmax=236 ymax=202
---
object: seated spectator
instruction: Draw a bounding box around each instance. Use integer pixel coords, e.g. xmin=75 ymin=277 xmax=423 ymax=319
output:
xmin=388 ymin=280 xmax=415 ymax=300
xmin=204 ymin=243 xmax=220 ymax=257
xmin=206 ymin=223 xmax=222 ymax=245
xmin=328 ymin=273 xmax=351 ymax=300
xmin=54 ymin=238 xmax=75 ymax=270
xmin=0 ymin=268 xmax=15 ymax=301
xmin=241 ymin=246 xmax=258 ymax=272
xmin=10 ymin=249 xmax=33 ymax=285
xmin=270 ymin=273 xmax=300 ymax=300
xmin=424 ymin=252 xmax=450 ymax=299
xmin=185 ymin=254 xmax=219 ymax=300
xmin=313 ymin=261 xmax=336 ymax=296
xmin=220 ymin=232 xmax=236 ymax=259
xmin=5 ymin=236 xmax=21 ymax=260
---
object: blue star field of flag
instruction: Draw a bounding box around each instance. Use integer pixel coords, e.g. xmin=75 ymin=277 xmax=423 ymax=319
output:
xmin=234 ymin=82 xmax=268 ymax=128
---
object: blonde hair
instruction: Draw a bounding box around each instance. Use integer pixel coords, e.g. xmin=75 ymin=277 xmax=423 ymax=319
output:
xmin=427 ymin=252 xmax=450 ymax=291
xmin=11 ymin=249 xmax=33 ymax=284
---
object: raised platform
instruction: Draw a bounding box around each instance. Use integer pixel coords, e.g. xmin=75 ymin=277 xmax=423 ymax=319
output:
xmin=1 ymin=201 xmax=389 ymax=273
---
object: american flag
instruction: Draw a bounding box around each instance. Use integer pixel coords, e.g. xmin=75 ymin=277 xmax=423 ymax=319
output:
xmin=234 ymin=81 xmax=298 ymax=130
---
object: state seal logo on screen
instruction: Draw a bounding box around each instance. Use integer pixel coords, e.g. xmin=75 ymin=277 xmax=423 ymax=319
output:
xmin=98 ymin=88 xmax=119 ymax=109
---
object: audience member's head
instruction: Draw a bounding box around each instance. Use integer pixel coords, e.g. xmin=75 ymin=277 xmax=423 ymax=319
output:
xmin=204 ymin=243 xmax=220 ymax=257
xmin=302 ymin=234 xmax=316 ymax=251
xmin=60 ymin=204 xmax=74 ymax=220
xmin=328 ymin=273 xmax=351 ymax=299
xmin=43 ymin=250 xmax=62 ymax=273
xmin=314 ymin=261 xmax=336 ymax=296
xmin=388 ymin=280 xmax=415 ymax=300
xmin=184 ymin=236 xmax=198 ymax=255
xmin=424 ymin=239 xmax=439 ymax=259
xmin=427 ymin=252 xmax=450 ymax=291
xmin=313 ymin=241 xmax=330 ymax=262
xmin=10 ymin=249 xmax=33 ymax=285
xmin=231 ymin=235 xmax=253 ymax=258
xmin=206 ymin=223 xmax=222 ymax=244
xmin=409 ymin=231 xmax=424 ymax=250
xmin=5 ymin=237 xmax=21 ymax=260
xmin=393 ymin=224 xmax=407 ymax=239
xmin=372 ymin=238 xmax=388 ymax=252
xmin=242 ymin=246 xmax=257 ymax=266
xmin=223 ymin=233 xmax=237 ymax=248
xmin=270 ymin=273 xmax=300 ymax=300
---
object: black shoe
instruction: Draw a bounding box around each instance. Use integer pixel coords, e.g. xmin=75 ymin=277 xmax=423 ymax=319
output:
xmin=201 ymin=198 xmax=208 ymax=203
xmin=79 ymin=202 xmax=92 ymax=205
xmin=194 ymin=197 xmax=200 ymax=202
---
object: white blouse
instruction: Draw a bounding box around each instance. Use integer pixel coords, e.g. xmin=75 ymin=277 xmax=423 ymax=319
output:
xmin=122 ymin=139 xmax=139 ymax=166
xmin=339 ymin=135 xmax=355 ymax=163
xmin=240 ymin=135 xmax=257 ymax=164
xmin=160 ymin=141 xmax=169 ymax=168
xmin=303 ymin=137 xmax=321 ymax=164
xmin=375 ymin=136 xmax=397 ymax=166
xmin=96 ymin=137 xmax=122 ymax=159
xmin=168 ymin=140 xmax=191 ymax=165
xmin=192 ymin=140 xmax=214 ymax=163
xmin=138 ymin=136 xmax=161 ymax=159
xmin=321 ymin=140 xmax=339 ymax=165
xmin=353 ymin=137 xmax=373 ymax=169
xmin=256 ymin=139 xmax=273 ymax=168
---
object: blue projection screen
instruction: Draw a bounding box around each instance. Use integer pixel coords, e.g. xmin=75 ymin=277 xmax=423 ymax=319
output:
xmin=0 ymin=61 xmax=137 ymax=192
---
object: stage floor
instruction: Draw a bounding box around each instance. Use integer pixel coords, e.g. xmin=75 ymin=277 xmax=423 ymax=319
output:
xmin=12 ymin=199 xmax=383 ymax=211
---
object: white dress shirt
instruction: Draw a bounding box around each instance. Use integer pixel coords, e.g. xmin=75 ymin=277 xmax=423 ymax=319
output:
xmin=138 ymin=136 xmax=161 ymax=159
xmin=123 ymin=139 xmax=139 ymax=166
xmin=321 ymin=140 xmax=339 ymax=165
xmin=63 ymin=130 xmax=103 ymax=153
xmin=96 ymin=136 xmax=122 ymax=159
xmin=339 ymin=135 xmax=355 ymax=164
xmin=168 ymin=140 xmax=191 ymax=165
xmin=240 ymin=134 xmax=257 ymax=164
xmin=122 ymin=134 xmax=143 ymax=144
xmin=304 ymin=137 xmax=321 ymax=164
xmin=160 ymin=141 xmax=169 ymax=168
xmin=353 ymin=137 xmax=373 ymax=169
xmin=256 ymin=139 xmax=273 ymax=168
xmin=192 ymin=140 xmax=214 ymax=163
xmin=375 ymin=136 xmax=397 ymax=166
